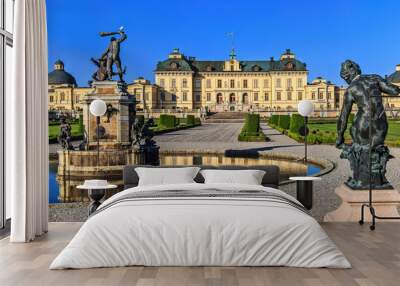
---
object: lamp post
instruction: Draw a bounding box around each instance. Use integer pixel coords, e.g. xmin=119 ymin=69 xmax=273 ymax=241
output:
xmin=298 ymin=100 xmax=314 ymax=163
xmin=89 ymin=99 xmax=107 ymax=166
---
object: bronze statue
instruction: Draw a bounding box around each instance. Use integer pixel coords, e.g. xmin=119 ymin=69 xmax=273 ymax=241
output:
xmin=105 ymin=104 xmax=119 ymax=123
xmin=58 ymin=116 xmax=74 ymax=150
xmin=336 ymin=60 xmax=400 ymax=189
xmin=131 ymin=118 xmax=156 ymax=147
xmin=99 ymin=28 xmax=127 ymax=82
xmin=91 ymin=27 xmax=127 ymax=82
xmin=90 ymin=57 xmax=108 ymax=81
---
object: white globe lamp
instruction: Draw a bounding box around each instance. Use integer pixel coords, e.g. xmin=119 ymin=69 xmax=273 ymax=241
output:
xmin=90 ymin=99 xmax=107 ymax=117
xmin=298 ymin=100 xmax=314 ymax=117
xmin=297 ymin=100 xmax=314 ymax=163
xmin=89 ymin=99 xmax=107 ymax=166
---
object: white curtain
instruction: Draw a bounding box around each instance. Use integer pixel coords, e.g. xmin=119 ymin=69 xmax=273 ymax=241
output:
xmin=7 ymin=0 xmax=48 ymax=242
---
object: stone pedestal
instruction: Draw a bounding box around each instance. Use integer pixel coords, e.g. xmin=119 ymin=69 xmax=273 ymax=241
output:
xmin=324 ymin=184 xmax=400 ymax=222
xmin=82 ymin=81 xmax=136 ymax=146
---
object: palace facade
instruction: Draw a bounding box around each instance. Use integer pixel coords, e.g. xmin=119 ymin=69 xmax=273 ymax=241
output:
xmin=48 ymin=54 xmax=400 ymax=116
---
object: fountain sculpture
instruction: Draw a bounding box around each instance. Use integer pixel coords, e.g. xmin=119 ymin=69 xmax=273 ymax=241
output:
xmin=57 ymin=28 xmax=159 ymax=202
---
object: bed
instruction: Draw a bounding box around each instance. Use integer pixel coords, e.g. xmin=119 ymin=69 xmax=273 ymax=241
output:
xmin=50 ymin=165 xmax=350 ymax=269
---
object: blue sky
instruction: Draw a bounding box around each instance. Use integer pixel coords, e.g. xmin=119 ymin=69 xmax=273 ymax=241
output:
xmin=47 ymin=0 xmax=400 ymax=87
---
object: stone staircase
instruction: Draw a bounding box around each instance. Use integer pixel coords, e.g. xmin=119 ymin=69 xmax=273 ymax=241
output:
xmin=205 ymin=112 xmax=246 ymax=123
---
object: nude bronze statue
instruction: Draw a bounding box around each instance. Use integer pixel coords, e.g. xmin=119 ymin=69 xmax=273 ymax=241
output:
xmin=337 ymin=60 xmax=400 ymax=189
xmin=91 ymin=28 xmax=127 ymax=82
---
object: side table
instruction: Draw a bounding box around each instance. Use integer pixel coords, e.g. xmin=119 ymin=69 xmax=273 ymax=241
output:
xmin=77 ymin=180 xmax=117 ymax=215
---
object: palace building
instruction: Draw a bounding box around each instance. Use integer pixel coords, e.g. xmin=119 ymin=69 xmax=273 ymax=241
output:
xmin=48 ymin=54 xmax=400 ymax=116
xmin=155 ymin=48 xmax=342 ymax=113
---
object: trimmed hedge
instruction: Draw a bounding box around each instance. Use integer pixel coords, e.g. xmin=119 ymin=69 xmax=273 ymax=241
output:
xmin=151 ymin=114 xmax=201 ymax=134
xmin=244 ymin=113 xmax=260 ymax=133
xmin=278 ymin=115 xmax=290 ymax=130
xmin=159 ymin=114 xmax=176 ymax=128
xmin=186 ymin=115 xmax=195 ymax=126
xmin=268 ymin=114 xmax=279 ymax=126
xmin=78 ymin=114 xmax=84 ymax=134
xmin=289 ymin=113 xmax=305 ymax=134
xmin=238 ymin=113 xmax=266 ymax=142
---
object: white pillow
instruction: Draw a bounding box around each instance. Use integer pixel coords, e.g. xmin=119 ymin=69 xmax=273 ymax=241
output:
xmin=135 ymin=167 xmax=200 ymax=186
xmin=200 ymin=169 xmax=266 ymax=185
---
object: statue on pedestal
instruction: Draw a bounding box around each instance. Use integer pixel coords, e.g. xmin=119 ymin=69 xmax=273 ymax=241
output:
xmin=58 ymin=116 xmax=74 ymax=150
xmin=336 ymin=60 xmax=400 ymax=189
xmin=131 ymin=117 xmax=159 ymax=165
xmin=91 ymin=27 xmax=127 ymax=82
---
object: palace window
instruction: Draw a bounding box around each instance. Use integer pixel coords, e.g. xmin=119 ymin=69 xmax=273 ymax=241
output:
xmin=171 ymin=79 xmax=176 ymax=88
xmin=254 ymin=92 xmax=259 ymax=101
xmin=318 ymin=92 xmax=324 ymax=100
xmin=253 ymin=79 xmax=258 ymax=89
xmin=298 ymin=91 xmax=302 ymax=100
xmin=229 ymin=93 xmax=235 ymax=103
xmin=277 ymin=91 xmax=281 ymax=101
xmin=230 ymin=64 xmax=234 ymax=71
xmin=172 ymin=94 xmax=177 ymax=101
xmin=195 ymin=94 xmax=201 ymax=101
xmin=217 ymin=93 xmax=223 ymax=104
xmin=159 ymin=78 xmax=165 ymax=87
xmin=230 ymin=79 xmax=235 ymax=88
xmin=217 ymin=79 xmax=222 ymax=88
xmin=160 ymin=92 xmax=165 ymax=101
xmin=206 ymin=79 xmax=211 ymax=89
xmin=242 ymin=93 xmax=249 ymax=104
xmin=50 ymin=96 xmax=54 ymax=103
xmin=206 ymin=93 xmax=211 ymax=101
xmin=60 ymin=92 xmax=65 ymax=101
xmin=297 ymin=78 xmax=303 ymax=88
xmin=327 ymin=92 xmax=332 ymax=99
xmin=264 ymin=92 xmax=269 ymax=101
xmin=312 ymin=92 xmax=316 ymax=100
xmin=195 ymin=79 xmax=201 ymax=89
xmin=287 ymin=91 xmax=292 ymax=100
xmin=287 ymin=78 xmax=292 ymax=88
xmin=183 ymin=92 xmax=187 ymax=101
xmin=243 ymin=79 xmax=248 ymax=88
xmin=276 ymin=78 xmax=281 ymax=88
xmin=263 ymin=79 xmax=269 ymax=88
xmin=182 ymin=78 xmax=187 ymax=88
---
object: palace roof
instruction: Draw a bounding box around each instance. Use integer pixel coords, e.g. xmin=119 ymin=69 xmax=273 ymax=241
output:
xmin=48 ymin=59 xmax=77 ymax=87
xmin=155 ymin=51 xmax=307 ymax=73
xmin=388 ymin=70 xmax=400 ymax=83
xmin=48 ymin=70 xmax=77 ymax=86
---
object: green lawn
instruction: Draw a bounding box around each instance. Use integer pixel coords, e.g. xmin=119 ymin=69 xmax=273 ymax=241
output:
xmin=308 ymin=120 xmax=400 ymax=146
xmin=49 ymin=123 xmax=83 ymax=141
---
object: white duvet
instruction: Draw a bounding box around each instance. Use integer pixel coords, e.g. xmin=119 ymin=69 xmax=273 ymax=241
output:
xmin=50 ymin=183 xmax=351 ymax=269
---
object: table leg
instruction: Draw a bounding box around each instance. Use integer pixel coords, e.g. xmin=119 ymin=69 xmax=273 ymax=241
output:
xmin=88 ymin=189 xmax=105 ymax=215
xmin=296 ymin=181 xmax=313 ymax=210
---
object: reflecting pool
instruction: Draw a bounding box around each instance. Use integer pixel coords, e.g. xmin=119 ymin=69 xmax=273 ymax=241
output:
xmin=49 ymin=152 xmax=322 ymax=203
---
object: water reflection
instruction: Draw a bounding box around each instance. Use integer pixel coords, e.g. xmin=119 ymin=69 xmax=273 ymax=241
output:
xmin=50 ymin=153 xmax=321 ymax=203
